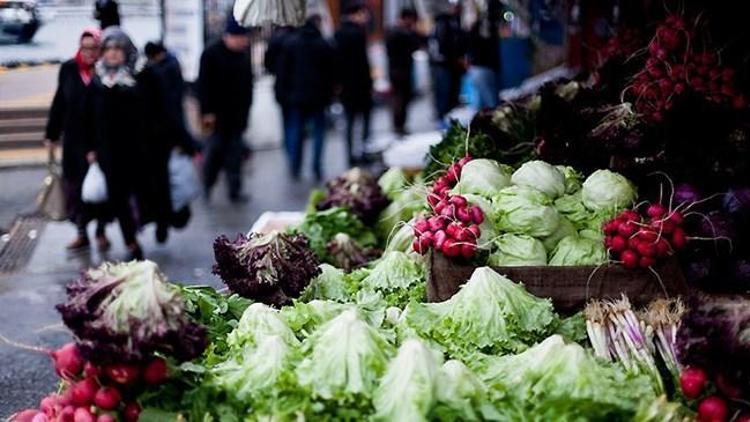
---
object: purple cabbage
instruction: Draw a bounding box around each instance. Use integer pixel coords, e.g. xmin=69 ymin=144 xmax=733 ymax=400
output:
xmin=316 ymin=168 xmax=390 ymax=225
xmin=213 ymin=231 xmax=321 ymax=306
xmin=56 ymin=260 xmax=207 ymax=364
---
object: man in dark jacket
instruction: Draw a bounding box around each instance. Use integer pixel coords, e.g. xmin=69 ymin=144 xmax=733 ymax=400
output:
xmin=429 ymin=3 xmax=466 ymax=123
xmin=94 ymin=0 xmax=120 ymax=30
xmin=386 ymin=8 xmax=422 ymax=136
xmin=264 ymin=25 xmax=296 ymax=148
xmin=335 ymin=3 xmax=372 ymax=166
xmin=277 ymin=15 xmax=335 ymax=180
xmin=197 ymin=15 xmax=253 ymax=203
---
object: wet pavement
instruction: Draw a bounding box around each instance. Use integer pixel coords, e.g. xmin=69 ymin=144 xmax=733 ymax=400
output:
xmin=0 ymin=86 xmax=436 ymax=416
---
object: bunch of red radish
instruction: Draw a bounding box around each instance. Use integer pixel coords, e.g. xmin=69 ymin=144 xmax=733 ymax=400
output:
xmin=680 ymin=367 xmax=749 ymax=422
xmin=426 ymin=155 xmax=472 ymax=207
xmin=603 ymin=202 xmax=687 ymax=269
xmin=630 ymin=14 xmax=746 ymax=122
xmin=415 ymin=156 xmax=484 ymax=260
xmin=12 ymin=343 xmax=168 ymax=422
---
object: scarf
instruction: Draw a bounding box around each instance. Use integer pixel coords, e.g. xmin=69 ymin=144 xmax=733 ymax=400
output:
xmin=75 ymin=28 xmax=102 ymax=86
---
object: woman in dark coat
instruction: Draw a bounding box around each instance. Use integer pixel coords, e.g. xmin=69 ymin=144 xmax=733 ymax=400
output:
xmin=45 ymin=28 xmax=112 ymax=251
xmin=86 ymin=28 xmax=144 ymax=260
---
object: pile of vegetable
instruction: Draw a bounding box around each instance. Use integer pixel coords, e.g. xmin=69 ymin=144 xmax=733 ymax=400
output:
xmin=315 ymin=167 xmax=390 ymax=225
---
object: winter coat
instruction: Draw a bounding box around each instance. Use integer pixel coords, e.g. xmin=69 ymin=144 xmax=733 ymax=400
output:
xmin=276 ymin=22 xmax=336 ymax=111
xmin=265 ymin=26 xmax=295 ymax=105
xmin=467 ymin=17 xmax=500 ymax=70
xmin=197 ymin=41 xmax=254 ymax=135
xmin=386 ymin=27 xmax=421 ymax=94
xmin=94 ymin=0 xmax=120 ymax=29
xmin=334 ymin=21 xmax=372 ymax=110
xmin=428 ymin=14 xmax=466 ymax=68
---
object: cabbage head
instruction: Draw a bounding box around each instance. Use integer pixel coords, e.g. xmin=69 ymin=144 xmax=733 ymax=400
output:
xmin=453 ymin=159 xmax=512 ymax=197
xmin=511 ymin=160 xmax=566 ymax=199
xmin=492 ymin=186 xmax=560 ymax=237
xmin=581 ymin=170 xmax=637 ymax=213
xmin=488 ymin=234 xmax=547 ymax=266
xmin=541 ymin=216 xmax=577 ymax=252
xmin=556 ymin=165 xmax=584 ymax=194
xmin=548 ymin=235 xmax=607 ymax=266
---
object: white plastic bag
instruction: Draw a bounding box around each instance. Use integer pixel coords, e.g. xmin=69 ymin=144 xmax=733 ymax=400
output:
xmin=81 ymin=163 xmax=108 ymax=204
xmin=169 ymin=150 xmax=200 ymax=211
xmin=233 ymin=0 xmax=305 ymax=27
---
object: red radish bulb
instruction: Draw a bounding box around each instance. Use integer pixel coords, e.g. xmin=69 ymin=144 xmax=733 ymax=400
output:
xmin=667 ymin=211 xmax=684 ymax=225
xmin=440 ymin=204 xmax=455 ymax=218
xmin=93 ymin=386 xmax=121 ymax=411
xmin=39 ymin=396 xmax=58 ymax=416
xmin=123 ymin=402 xmax=141 ymax=422
xmin=442 ymin=238 xmax=460 ymax=257
xmin=467 ymin=225 xmax=481 ymax=240
xmin=456 ymin=207 xmax=472 ymax=224
xmin=646 ymin=204 xmax=666 ymax=218
xmin=671 ymin=228 xmax=687 ymax=250
xmin=11 ymin=409 xmax=39 ymax=422
xmin=621 ymin=250 xmax=639 ymax=269
xmin=715 ymin=372 xmax=742 ymax=400
xmin=143 ymin=358 xmax=169 ymax=385
xmin=96 ymin=415 xmax=116 ymax=422
xmin=611 ymin=236 xmax=628 ymax=253
xmin=104 ymin=364 xmax=140 ymax=385
xmin=697 ymin=396 xmax=728 ymax=422
xmin=73 ymin=407 xmax=95 ymax=422
xmin=413 ymin=219 xmax=429 ymax=235
xmin=733 ymin=95 xmax=747 ymax=110
xmin=449 ymin=195 xmax=467 ymax=207
xmin=58 ymin=407 xmax=75 ymax=422
xmin=83 ymin=362 xmax=100 ymax=379
xmin=70 ymin=378 xmax=98 ymax=406
xmin=52 ymin=343 xmax=84 ymax=380
xmin=639 ymin=256 xmax=656 ymax=269
xmin=412 ymin=238 xmax=424 ymax=254
xmin=655 ymin=239 xmax=671 ymax=258
xmin=680 ymin=367 xmax=708 ymax=399
xmin=470 ymin=206 xmax=484 ymax=224
xmin=434 ymin=230 xmax=447 ymax=250
xmin=446 ymin=222 xmax=462 ymax=239
xmin=460 ymin=243 xmax=476 ymax=259
xmin=31 ymin=413 xmax=48 ymax=422
xmin=434 ymin=201 xmax=446 ymax=214
xmin=617 ymin=221 xmax=637 ymax=238
xmin=428 ymin=216 xmax=445 ymax=232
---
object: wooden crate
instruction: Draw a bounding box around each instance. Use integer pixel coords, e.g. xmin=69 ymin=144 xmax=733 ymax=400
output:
xmin=427 ymin=252 xmax=690 ymax=313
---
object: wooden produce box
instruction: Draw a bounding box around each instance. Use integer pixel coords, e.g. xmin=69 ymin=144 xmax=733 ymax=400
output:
xmin=427 ymin=252 xmax=690 ymax=313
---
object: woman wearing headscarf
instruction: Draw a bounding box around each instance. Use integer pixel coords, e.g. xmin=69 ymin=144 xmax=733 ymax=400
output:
xmin=85 ymin=27 xmax=144 ymax=260
xmin=45 ymin=28 xmax=112 ymax=251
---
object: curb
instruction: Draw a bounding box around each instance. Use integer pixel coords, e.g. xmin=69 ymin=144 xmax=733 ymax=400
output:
xmin=0 ymin=60 xmax=62 ymax=74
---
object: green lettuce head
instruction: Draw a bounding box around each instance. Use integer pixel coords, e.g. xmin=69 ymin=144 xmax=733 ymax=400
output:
xmin=453 ymin=158 xmax=512 ymax=198
xmin=581 ymin=170 xmax=637 ymax=213
xmin=541 ymin=216 xmax=577 ymax=252
xmin=555 ymin=165 xmax=584 ymax=194
xmin=488 ymin=234 xmax=547 ymax=266
xmin=492 ymin=186 xmax=560 ymax=237
xmin=378 ymin=167 xmax=409 ymax=199
xmin=548 ymin=235 xmax=607 ymax=266
xmin=511 ymin=160 xmax=566 ymax=199
xmin=300 ymin=264 xmax=349 ymax=302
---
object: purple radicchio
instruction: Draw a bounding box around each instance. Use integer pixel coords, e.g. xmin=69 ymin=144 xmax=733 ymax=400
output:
xmin=316 ymin=168 xmax=390 ymax=225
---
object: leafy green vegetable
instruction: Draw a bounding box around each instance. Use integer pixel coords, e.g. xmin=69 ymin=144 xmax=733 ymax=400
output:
xmin=492 ymin=186 xmax=561 ymax=237
xmin=432 ymin=360 xmax=501 ymax=421
xmin=581 ymin=169 xmax=637 ymax=213
xmin=541 ymin=216 xmax=577 ymax=252
xmin=227 ymin=303 xmax=300 ymax=350
xmin=296 ymin=309 xmax=393 ymax=401
xmin=403 ymin=267 xmax=557 ymax=357
xmin=474 ymin=335 xmax=656 ymax=420
xmin=347 ymin=251 xmax=426 ymax=308
xmin=376 ymin=185 xmax=426 ymax=241
xmin=453 ymin=158 xmax=512 ymax=197
xmin=373 ymin=339 xmax=442 ymax=422
xmin=180 ymin=286 xmax=251 ymax=355
xmin=296 ymin=207 xmax=378 ymax=263
xmin=300 ymin=264 xmax=349 ymax=302
xmin=384 ymin=219 xmax=416 ymax=253
xmin=378 ymin=167 xmax=409 ymax=200
xmin=511 ymin=160 xmax=566 ymax=199
xmin=556 ymin=165 xmax=584 ymax=194
xmin=548 ymin=235 xmax=608 ymax=266
xmin=488 ymin=234 xmax=547 ymax=266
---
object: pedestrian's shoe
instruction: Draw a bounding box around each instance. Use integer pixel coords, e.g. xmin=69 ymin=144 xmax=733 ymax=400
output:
xmin=95 ymin=235 xmax=111 ymax=252
xmin=66 ymin=236 xmax=90 ymax=251
xmin=156 ymin=224 xmax=169 ymax=244
xmin=127 ymin=243 xmax=144 ymax=261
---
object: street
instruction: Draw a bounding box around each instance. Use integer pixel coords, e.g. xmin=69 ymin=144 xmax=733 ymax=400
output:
xmin=0 ymin=65 xmax=437 ymax=416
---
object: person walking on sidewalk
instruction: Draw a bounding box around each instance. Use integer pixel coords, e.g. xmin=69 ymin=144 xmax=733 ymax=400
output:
xmin=429 ymin=2 xmax=466 ymax=123
xmin=386 ymin=8 xmax=422 ymax=137
xmin=277 ymin=15 xmax=335 ymax=180
xmin=264 ymin=25 xmax=296 ymax=149
xmin=197 ymin=15 xmax=254 ymax=203
xmin=85 ymin=27 xmax=144 ymax=260
xmin=45 ymin=28 xmax=112 ymax=252
xmin=94 ymin=0 xmax=120 ymax=30
xmin=335 ymin=3 xmax=373 ymax=166
xmin=467 ymin=1 xmax=501 ymax=109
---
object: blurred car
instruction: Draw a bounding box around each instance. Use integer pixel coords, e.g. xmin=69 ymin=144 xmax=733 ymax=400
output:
xmin=0 ymin=0 xmax=42 ymax=43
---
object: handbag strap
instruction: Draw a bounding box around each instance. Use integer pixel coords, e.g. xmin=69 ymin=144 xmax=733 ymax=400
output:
xmin=47 ymin=147 xmax=58 ymax=172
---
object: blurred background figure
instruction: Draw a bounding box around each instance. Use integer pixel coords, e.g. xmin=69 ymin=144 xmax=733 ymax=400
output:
xmin=197 ymin=15 xmax=253 ymax=204
xmin=45 ymin=28 xmax=110 ymax=252
xmin=140 ymin=41 xmax=196 ymax=243
xmin=467 ymin=0 xmax=501 ymax=109
xmin=277 ymin=15 xmax=335 ymax=181
xmin=264 ymin=25 xmax=297 ymax=149
xmin=429 ymin=1 xmax=466 ymax=124
xmin=86 ymin=27 xmax=143 ymax=260
xmin=93 ymin=0 xmax=120 ymax=30
xmin=386 ymin=8 xmax=421 ymax=137
xmin=334 ymin=2 xmax=372 ymax=166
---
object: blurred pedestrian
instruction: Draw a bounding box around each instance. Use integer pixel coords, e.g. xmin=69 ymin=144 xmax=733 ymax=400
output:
xmin=429 ymin=1 xmax=466 ymax=122
xmin=265 ymin=25 xmax=296 ymax=148
xmin=386 ymin=8 xmax=421 ymax=137
xmin=277 ymin=15 xmax=335 ymax=180
xmin=94 ymin=0 xmax=120 ymax=30
xmin=45 ymin=28 xmax=111 ymax=252
xmin=86 ymin=27 xmax=143 ymax=260
xmin=197 ymin=15 xmax=254 ymax=203
xmin=335 ymin=3 xmax=372 ymax=166
xmin=467 ymin=2 xmax=501 ymax=109
xmin=140 ymin=41 xmax=196 ymax=243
